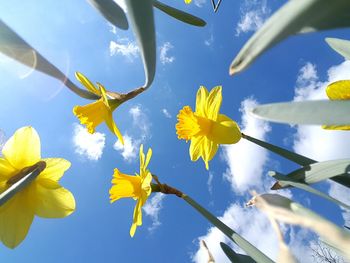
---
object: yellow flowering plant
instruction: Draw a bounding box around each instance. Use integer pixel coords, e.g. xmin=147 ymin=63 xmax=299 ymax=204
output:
xmin=0 ymin=126 xmax=75 ymax=249
xmin=176 ymin=86 xmax=241 ymax=169
xmin=323 ymin=80 xmax=350 ymax=130
xmin=73 ymin=72 xmax=124 ymax=145
xmin=109 ymin=145 xmax=153 ymax=237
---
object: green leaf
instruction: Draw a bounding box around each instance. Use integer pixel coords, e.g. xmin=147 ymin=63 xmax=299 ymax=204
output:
xmin=220 ymin=242 xmax=256 ymax=263
xmin=250 ymin=194 xmax=350 ymax=261
xmin=0 ymin=162 xmax=46 ymax=207
xmin=153 ymin=0 xmax=206 ymax=27
xmin=269 ymin=171 xmax=350 ymax=209
xmin=88 ymin=0 xmax=128 ymax=30
xmin=326 ymin=37 xmax=350 ymax=60
xmin=242 ymin=133 xmax=315 ymax=166
xmin=251 ymin=100 xmax=350 ymax=126
xmin=182 ymin=195 xmax=274 ymax=263
xmin=0 ymin=20 xmax=98 ymax=100
xmin=125 ymin=0 xmax=156 ymax=89
xmin=230 ymin=0 xmax=350 ymax=75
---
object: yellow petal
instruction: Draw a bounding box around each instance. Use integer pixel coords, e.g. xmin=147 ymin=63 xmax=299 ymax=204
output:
xmin=326 ymin=80 xmax=350 ymax=100
xmin=98 ymin=83 xmax=110 ymax=108
xmin=201 ymin=137 xmax=218 ymax=170
xmin=139 ymin=144 xmax=145 ymax=170
xmin=105 ymin=111 xmax=124 ymax=145
xmin=33 ymin=180 xmax=75 ymax=218
xmin=73 ymin=100 xmax=108 ymax=134
xmin=206 ymin=86 xmax=222 ymax=120
xmin=184 ymin=0 xmax=192 ymax=3
xmin=38 ymin=158 xmax=71 ymax=182
xmin=189 ymin=136 xmax=203 ymax=161
xmin=144 ymin=147 xmax=152 ymax=170
xmin=75 ymin=72 xmax=100 ymax=96
xmin=0 ymin=158 xmax=16 ymax=181
xmin=196 ymin=86 xmax=209 ymax=117
xmin=110 ymin=169 xmax=141 ymax=202
xmin=208 ymin=114 xmax=242 ymax=144
xmin=322 ymin=125 xmax=350 ymax=130
xmin=0 ymin=190 xmax=34 ymax=248
xmin=141 ymin=172 xmax=152 ymax=197
xmin=130 ymin=198 xmax=143 ymax=237
xmin=2 ymin=126 xmax=41 ymax=169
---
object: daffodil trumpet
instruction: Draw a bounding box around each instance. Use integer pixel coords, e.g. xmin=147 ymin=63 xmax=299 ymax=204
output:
xmin=74 ymin=72 xmax=146 ymax=144
xmin=0 ymin=161 xmax=46 ymax=207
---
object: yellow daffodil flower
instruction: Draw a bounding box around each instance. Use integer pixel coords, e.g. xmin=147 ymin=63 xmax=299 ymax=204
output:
xmin=185 ymin=0 xmax=192 ymax=3
xmin=0 ymin=126 xmax=75 ymax=249
xmin=73 ymin=72 xmax=124 ymax=145
xmin=323 ymin=80 xmax=350 ymax=130
xmin=109 ymin=145 xmax=152 ymax=237
xmin=176 ymin=86 xmax=241 ymax=170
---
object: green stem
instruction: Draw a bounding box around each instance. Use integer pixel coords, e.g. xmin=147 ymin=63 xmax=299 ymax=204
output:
xmin=0 ymin=161 xmax=46 ymax=206
xmin=242 ymin=133 xmax=316 ymax=166
xmin=182 ymin=194 xmax=274 ymax=263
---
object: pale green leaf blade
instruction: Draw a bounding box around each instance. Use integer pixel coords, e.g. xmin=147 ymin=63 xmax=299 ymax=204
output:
xmin=153 ymin=0 xmax=206 ymax=27
xmin=251 ymin=100 xmax=350 ymax=126
xmin=182 ymin=195 xmax=274 ymax=263
xmin=220 ymin=242 xmax=255 ymax=263
xmin=249 ymin=194 xmax=350 ymax=261
xmin=326 ymin=37 xmax=350 ymax=60
xmin=125 ymin=0 xmax=156 ymax=89
xmin=0 ymin=20 xmax=98 ymax=100
xmin=242 ymin=133 xmax=315 ymax=166
xmin=269 ymin=171 xmax=350 ymax=209
xmin=88 ymin=0 xmax=128 ymax=30
xmin=230 ymin=0 xmax=350 ymax=75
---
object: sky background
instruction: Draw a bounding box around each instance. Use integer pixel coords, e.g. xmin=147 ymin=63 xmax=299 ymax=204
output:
xmin=1 ymin=0 xmax=350 ymax=262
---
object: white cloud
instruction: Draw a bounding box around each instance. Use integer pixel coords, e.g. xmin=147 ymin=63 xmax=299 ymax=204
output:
xmin=207 ymin=172 xmax=214 ymax=195
xmin=114 ymin=0 xmax=127 ymax=13
xmin=291 ymin=60 xmax=350 ymax=224
xmin=109 ymin=38 xmax=139 ymax=62
xmin=194 ymin=0 xmax=206 ymax=8
xmin=223 ymin=98 xmax=271 ymax=193
xmin=114 ymin=105 xmax=151 ymax=161
xmin=161 ymin=108 xmax=172 ymax=118
xmin=72 ymin=123 xmax=105 ymax=161
xmin=129 ymin=105 xmax=151 ymax=138
xmin=143 ymin=193 xmax=165 ymax=232
xmin=160 ymin=42 xmax=175 ymax=65
xmin=113 ymin=133 xmax=140 ymax=162
xmin=192 ymin=203 xmax=282 ymax=262
xmin=204 ymin=33 xmax=214 ymax=47
xmin=236 ymin=0 xmax=270 ymax=36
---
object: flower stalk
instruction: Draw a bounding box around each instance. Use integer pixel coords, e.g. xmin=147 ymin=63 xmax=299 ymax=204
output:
xmin=151 ymin=178 xmax=273 ymax=263
xmin=0 ymin=161 xmax=46 ymax=207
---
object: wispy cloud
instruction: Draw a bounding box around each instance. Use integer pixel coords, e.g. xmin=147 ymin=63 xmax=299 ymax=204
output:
xmin=207 ymin=172 xmax=214 ymax=195
xmin=160 ymin=42 xmax=175 ymax=65
xmin=236 ymin=0 xmax=270 ymax=36
xmin=194 ymin=0 xmax=206 ymax=8
xmin=223 ymin=98 xmax=271 ymax=193
xmin=161 ymin=108 xmax=172 ymax=118
xmin=114 ymin=105 xmax=151 ymax=161
xmin=113 ymin=133 xmax=141 ymax=162
xmin=129 ymin=105 xmax=151 ymax=138
xmin=72 ymin=123 xmax=105 ymax=161
xmin=143 ymin=193 xmax=166 ymax=232
xmin=292 ymin=61 xmax=350 ymax=224
xmin=204 ymin=33 xmax=214 ymax=47
xmin=109 ymin=37 xmax=139 ymax=62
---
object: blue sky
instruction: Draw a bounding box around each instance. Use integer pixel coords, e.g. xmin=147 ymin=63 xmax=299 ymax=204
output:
xmin=1 ymin=0 xmax=350 ymax=262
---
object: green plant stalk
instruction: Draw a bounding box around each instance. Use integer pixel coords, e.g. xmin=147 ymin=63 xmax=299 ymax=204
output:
xmin=151 ymin=183 xmax=274 ymax=263
xmin=0 ymin=161 xmax=46 ymax=206
xmin=242 ymin=133 xmax=350 ymax=188
xmin=242 ymin=133 xmax=315 ymax=166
